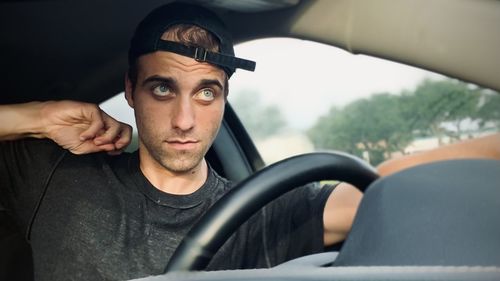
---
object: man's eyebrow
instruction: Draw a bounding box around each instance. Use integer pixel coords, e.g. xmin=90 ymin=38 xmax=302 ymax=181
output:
xmin=140 ymin=76 xmax=223 ymax=91
xmin=141 ymin=75 xmax=176 ymax=87
xmin=198 ymin=79 xmax=224 ymax=91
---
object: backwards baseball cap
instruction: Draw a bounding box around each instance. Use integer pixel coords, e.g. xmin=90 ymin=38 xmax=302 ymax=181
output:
xmin=128 ymin=2 xmax=256 ymax=78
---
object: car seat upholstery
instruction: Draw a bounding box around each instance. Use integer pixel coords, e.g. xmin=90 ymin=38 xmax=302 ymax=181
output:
xmin=334 ymin=159 xmax=500 ymax=266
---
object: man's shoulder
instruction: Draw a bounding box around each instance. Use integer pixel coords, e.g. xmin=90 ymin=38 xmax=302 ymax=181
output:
xmin=0 ymin=138 xmax=68 ymax=176
xmin=1 ymin=137 xmax=62 ymax=155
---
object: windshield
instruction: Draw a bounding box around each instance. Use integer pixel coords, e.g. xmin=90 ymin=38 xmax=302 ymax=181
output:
xmin=229 ymin=38 xmax=500 ymax=166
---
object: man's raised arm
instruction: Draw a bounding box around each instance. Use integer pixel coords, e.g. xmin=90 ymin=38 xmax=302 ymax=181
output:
xmin=0 ymin=101 xmax=132 ymax=155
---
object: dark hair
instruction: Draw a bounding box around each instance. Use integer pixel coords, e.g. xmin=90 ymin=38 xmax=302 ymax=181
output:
xmin=127 ymin=24 xmax=229 ymax=97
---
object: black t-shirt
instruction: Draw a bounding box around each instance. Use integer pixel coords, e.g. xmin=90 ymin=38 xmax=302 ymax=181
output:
xmin=0 ymin=139 xmax=334 ymax=280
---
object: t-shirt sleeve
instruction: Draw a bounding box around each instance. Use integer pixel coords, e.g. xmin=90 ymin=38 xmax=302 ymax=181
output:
xmin=259 ymin=182 xmax=335 ymax=266
xmin=0 ymin=138 xmax=66 ymax=232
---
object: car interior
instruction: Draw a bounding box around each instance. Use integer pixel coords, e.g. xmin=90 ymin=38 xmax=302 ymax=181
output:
xmin=1 ymin=0 xmax=499 ymax=280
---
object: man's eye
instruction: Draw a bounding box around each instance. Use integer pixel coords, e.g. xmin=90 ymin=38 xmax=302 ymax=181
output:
xmin=152 ymin=84 xmax=172 ymax=97
xmin=194 ymin=89 xmax=216 ymax=102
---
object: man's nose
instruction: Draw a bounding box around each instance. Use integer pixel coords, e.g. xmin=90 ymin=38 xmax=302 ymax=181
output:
xmin=171 ymin=97 xmax=195 ymax=131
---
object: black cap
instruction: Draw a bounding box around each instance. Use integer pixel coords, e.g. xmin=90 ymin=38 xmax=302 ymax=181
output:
xmin=128 ymin=2 xmax=256 ymax=77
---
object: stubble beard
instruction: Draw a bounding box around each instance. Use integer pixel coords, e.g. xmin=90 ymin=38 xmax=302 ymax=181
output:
xmin=140 ymin=133 xmax=207 ymax=174
xmin=137 ymin=120 xmax=220 ymax=174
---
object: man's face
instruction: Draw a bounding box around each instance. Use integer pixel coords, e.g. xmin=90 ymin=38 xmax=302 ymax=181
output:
xmin=125 ymin=51 xmax=226 ymax=174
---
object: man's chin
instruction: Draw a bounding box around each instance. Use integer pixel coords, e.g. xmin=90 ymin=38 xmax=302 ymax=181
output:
xmin=160 ymin=154 xmax=204 ymax=174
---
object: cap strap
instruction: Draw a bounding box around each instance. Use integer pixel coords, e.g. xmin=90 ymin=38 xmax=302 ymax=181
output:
xmin=156 ymin=40 xmax=256 ymax=72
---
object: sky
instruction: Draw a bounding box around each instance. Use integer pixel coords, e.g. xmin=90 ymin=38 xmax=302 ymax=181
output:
xmin=228 ymin=38 xmax=443 ymax=129
xmin=101 ymin=38 xmax=444 ymax=131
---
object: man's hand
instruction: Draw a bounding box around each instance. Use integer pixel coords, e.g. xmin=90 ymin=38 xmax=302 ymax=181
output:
xmin=39 ymin=101 xmax=132 ymax=155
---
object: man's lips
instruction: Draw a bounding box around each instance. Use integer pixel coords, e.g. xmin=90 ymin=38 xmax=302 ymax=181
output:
xmin=165 ymin=139 xmax=199 ymax=149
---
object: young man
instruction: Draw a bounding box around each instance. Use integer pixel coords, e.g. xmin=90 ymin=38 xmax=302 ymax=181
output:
xmin=0 ymin=2 xmax=499 ymax=281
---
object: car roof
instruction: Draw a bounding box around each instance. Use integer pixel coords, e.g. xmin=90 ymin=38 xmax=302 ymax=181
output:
xmin=1 ymin=0 xmax=499 ymax=105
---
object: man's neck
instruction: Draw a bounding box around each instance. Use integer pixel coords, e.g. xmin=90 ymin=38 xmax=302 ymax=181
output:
xmin=138 ymin=151 xmax=208 ymax=195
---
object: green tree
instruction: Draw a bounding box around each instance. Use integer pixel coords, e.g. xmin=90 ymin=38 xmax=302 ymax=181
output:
xmin=477 ymin=90 xmax=500 ymax=130
xmin=308 ymin=78 xmax=498 ymax=166
xmin=230 ymin=90 xmax=287 ymax=139
xmin=400 ymin=79 xmax=481 ymax=143
xmin=308 ymin=93 xmax=412 ymax=165
xmin=308 ymin=106 xmax=361 ymax=156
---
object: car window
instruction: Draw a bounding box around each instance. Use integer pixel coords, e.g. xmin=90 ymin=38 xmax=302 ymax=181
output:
xmin=228 ymin=38 xmax=500 ymax=166
xmin=100 ymin=94 xmax=138 ymax=152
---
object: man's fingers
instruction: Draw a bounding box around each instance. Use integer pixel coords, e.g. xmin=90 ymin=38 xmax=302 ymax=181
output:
xmin=69 ymin=141 xmax=114 ymax=155
xmin=93 ymin=111 xmax=132 ymax=153
xmin=96 ymin=125 xmax=132 ymax=154
xmin=93 ymin=124 xmax=121 ymax=146
xmin=78 ymin=105 xmax=105 ymax=141
xmin=114 ymin=124 xmax=133 ymax=150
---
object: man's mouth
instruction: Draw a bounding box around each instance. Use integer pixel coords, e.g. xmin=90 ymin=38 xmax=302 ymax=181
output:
xmin=165 ymin=139 xmax=199 ymax=150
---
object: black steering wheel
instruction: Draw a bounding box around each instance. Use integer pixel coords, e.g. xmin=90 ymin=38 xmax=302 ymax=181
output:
xmin=164 ymin=152 xmax=379 ymax=272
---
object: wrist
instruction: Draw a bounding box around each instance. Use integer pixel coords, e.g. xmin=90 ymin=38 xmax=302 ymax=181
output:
xmin=23 ymin=101 xmax=47 ymax=138
xmin=19 ymin=101 xmax=53 ymax=139
xmin=37 ymin=101 xmax=58 ymax=139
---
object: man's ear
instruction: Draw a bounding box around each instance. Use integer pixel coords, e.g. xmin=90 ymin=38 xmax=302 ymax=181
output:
xmin=124 ymin=73 xmax=134 ymax=108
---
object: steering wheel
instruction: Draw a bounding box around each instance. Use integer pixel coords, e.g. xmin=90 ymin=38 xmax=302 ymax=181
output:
xmin=164 ymin=152 xmax=379 ymax=272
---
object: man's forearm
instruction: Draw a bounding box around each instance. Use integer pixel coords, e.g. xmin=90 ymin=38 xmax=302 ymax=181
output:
xmin=323 ymin=133 xmax=500 ymax=246
xmin=0 ymin=102 xmax=48 ymax=141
